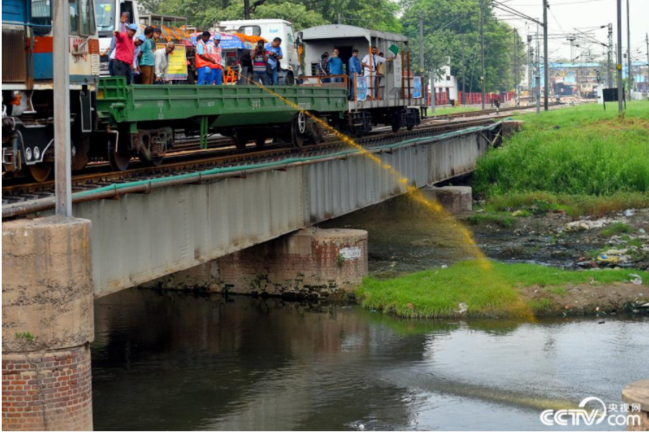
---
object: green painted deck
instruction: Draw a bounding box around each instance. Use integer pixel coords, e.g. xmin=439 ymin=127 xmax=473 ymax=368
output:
xmin=97 ymin=78 xmax=348 ymax=128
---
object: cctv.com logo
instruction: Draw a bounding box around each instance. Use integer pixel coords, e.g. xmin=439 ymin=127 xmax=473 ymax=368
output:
xmin=540 ymin=396 xmax=642 ymax=427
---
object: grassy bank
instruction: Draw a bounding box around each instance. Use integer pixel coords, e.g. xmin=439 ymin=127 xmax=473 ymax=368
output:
xmin=434 ymin=106 xmax=481 ymax=115
xmin=356 ymin=260 xmax=649 ymax=318
xmin=473 ymin=102 xmax=649 ymax=216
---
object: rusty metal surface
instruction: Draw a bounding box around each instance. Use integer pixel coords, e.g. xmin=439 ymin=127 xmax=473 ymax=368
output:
xmin=67 ymin=129 xmax=490 ymax=298
xmin=2 ymin=27 xmax=27 ymax=82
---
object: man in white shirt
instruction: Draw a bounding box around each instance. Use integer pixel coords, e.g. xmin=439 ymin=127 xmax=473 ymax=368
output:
xmin=154 ymin=42 xmax=175 ymax=84
xmin=361 ymin=46 xmax=394 ymax=99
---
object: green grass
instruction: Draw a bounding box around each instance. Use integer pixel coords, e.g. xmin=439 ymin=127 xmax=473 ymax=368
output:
xmin=485 ymin=191 xmax=649 ymax=217
xmin=465 ymin=213 xmax=516 ymax=228
xmin=600 ymin=222 xmax=632 ymax=237
xmin=356 ymin=260 xmax=648 ymax=319
xmin=474 ymin=102 xmax=649 ymax=215
xmin=434 ymin=106 xmax=482 ymax=115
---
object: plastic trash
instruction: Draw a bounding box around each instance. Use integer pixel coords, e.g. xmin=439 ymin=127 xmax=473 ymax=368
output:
xmin=629 ymin=274 xmax=643 ymax=285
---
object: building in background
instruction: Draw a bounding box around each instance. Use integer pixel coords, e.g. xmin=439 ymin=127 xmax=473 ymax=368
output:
xmin=431 ymin=57 xmax=458 ymax=105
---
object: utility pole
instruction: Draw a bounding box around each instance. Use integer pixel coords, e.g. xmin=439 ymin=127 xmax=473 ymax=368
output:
xmin=53 ymin=0 xmax=72 ymax=216
xmin=461 ymin=34 xmax=465 ymax=105
xmin=626 ymin=0 xmax=632 ymax=96
xmin=607 ymin=23 xmax=613 ymax=87
xmin=418 ymin=10 xmax=425 ymax=104
xmin=480 ymin=0 xmax=486 ymax=109
xmin=646 ymin=33 xmax=649 ymax=96
xmin=244 ymin=0 xmax=251 ymax=19
xmin=616 ymin=0 xmax=623 ymax=114
xmin=543 ymin=0 xmax=549 ymax=110
xmin=536 ymin=23 xmax=540 ymax=113
xmin=338 ymin=13 xmax=342 ymax=25
xmin=514 ymin=30 xmax=519 ymax=106
xmin=528 ymin=34 xmax=533 ymax=104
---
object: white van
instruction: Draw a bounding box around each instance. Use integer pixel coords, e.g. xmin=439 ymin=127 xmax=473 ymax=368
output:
xmin=95 ymin=0 xmax=140 ymax=75
xmin=218 ymin=19 xmax=300 ymax=85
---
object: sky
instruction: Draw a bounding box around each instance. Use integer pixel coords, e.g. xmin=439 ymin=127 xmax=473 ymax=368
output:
xmin=492 ymin=0 xmax=649 ymax=64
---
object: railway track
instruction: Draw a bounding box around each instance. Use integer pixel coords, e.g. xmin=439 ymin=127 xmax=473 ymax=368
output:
xmin=431 ymin=102 xmax=563 ymax=119
xmin=2 ymin=117 xmax=503 ymax=206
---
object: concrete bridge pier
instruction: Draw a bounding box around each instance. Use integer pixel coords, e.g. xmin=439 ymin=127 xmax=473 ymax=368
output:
xmin=2 ymin=217 xmax=94 ymax=431
xmin=146 ymin=228 xmax=369 ymax=298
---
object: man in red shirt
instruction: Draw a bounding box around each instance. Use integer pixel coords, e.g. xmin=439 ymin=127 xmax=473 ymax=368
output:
xmin=113 ymin=20 xmax=138 ymax=84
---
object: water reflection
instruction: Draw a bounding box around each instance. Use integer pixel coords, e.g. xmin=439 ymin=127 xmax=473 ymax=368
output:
xmin=93 ymin=289 xmax=649 ymax=431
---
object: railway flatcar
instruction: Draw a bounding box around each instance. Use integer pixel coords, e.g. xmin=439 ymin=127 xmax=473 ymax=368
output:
xmin=95 ymin=78 xmax=348 ymax=170
xmin=2 ymin=0 xmax=100 ymax=181
xmin=297 ymin=25 xmax=427 ymax=133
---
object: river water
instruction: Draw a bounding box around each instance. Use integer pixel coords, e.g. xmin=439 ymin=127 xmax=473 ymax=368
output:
xmin=92 ymin=289 xmax=648 ymax=431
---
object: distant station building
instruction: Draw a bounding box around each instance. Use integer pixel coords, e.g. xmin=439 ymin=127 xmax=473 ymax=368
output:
xmin=431 ymin=57 xmax=459 ymax=105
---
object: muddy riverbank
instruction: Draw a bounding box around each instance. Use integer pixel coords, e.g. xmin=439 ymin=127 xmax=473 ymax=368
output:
xmin=320 ymin=196 xmax=649 ymax=317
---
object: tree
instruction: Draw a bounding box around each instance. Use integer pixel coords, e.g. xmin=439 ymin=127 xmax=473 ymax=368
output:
xmin=401 ymin=0 xmax=525 ymax=93
xmin=156 ymin=0 xmax=401 ymax=32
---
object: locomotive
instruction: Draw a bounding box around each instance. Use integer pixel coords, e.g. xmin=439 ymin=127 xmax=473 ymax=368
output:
xmin=2 ymin=0 xmax=100 ymax=181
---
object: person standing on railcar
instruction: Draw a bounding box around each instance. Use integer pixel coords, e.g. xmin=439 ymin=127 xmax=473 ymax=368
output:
xmin=327 ymin=48 xmax=344 ymax=83
xmin=196 ymin=31 xmax=216 ymax=85
xmin=362 ymin=46 xmax=393 ymax=99
xmin=155 ymin=42 xmax=175 ymax=84
xmin=251 ymin=40 xmax=270 ymax=85
xmin=265 ymin=37 xmax=283 ymax=85
xmin=133 ymin=35 xmax=145 ymax=84
xmin=317 ymin=52 xmax=330 ymax=83
xmin=208 ymin=33 xmax=224 ymax=85
xmin=112 ymin=18 xmax=138 ymax=85
xmin=348 ymin=49 xmax=361 ymax=100
xmin=139 ymin=26 xmax=156 ymax=84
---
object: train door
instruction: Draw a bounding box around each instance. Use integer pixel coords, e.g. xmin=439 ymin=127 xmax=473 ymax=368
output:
xmin=336 ymin=45 xmax=353 ymax=75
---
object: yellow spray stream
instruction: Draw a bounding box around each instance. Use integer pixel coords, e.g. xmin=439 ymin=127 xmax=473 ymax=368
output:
xmin=235 ymin=73 xmax=532 ymax=318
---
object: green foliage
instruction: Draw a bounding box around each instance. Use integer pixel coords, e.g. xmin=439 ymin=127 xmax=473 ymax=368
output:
xmin=156 ymin=0 xmax=400 ymax=32
xmin=465 ymin=213 xmax=515 ymax=228
xmin=400 ymin=0 xmax=525 ymax=92
xmin=474 ymin=103 xmax=649 ymax=208
xmin=485 ymin=191 xmax=649 ymax=218
xmin=600 ymin=222 xmax=631 ymax=237
xmin=356 ymin=260 xmax=649 ymax=318
xmin=15 ymin=332 xmax=35 ymax=342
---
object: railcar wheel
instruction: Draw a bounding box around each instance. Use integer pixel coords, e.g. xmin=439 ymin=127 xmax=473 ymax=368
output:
xmin=407 ymin=123 xmax=415 ymax=131
xmin=232 ymin=130 xmax=249 ymax=151
xmin=391 ymin=120 xmax=401 ymax=133
xmin=291 ymin=112 xmax=307 ymax=148
xmin=28 ymin=163 xmax=53 ymax=183
xmin=108 ymin=142 xmax=131 ymax=171
xmin=255 ymin=138 xmax=266 ymax=148
xmin=149 ymin=157 xmax=164 ymax=167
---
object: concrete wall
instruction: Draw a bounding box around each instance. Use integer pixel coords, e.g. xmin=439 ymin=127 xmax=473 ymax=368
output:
xmin=71 ymin=128 xmax=492 ymax=298
xmin=2 ymin=217 xmax=94 ymax=431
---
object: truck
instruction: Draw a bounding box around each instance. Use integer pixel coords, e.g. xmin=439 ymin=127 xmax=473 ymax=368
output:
xmin=218 ymin=19 xmax=300 ymax=85
xmin=95 ymin=0 xmax=141 ymax=75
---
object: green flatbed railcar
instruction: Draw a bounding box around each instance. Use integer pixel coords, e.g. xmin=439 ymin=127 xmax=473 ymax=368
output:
xmin=95 ymin=77 xmax=349 ymax=170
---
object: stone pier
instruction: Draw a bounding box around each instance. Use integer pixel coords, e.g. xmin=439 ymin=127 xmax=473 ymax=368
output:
xmin=421 ymin=186 xmax=473 ymax=214
xmin=144 ymin=228 xmax=369 ymax=298
xmin=2 ymin=217 xmax=94 ymax=431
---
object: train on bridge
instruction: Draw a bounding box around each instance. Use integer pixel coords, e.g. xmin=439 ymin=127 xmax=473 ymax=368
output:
xmin=2 ymin=0 xmax=427 ymax=180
